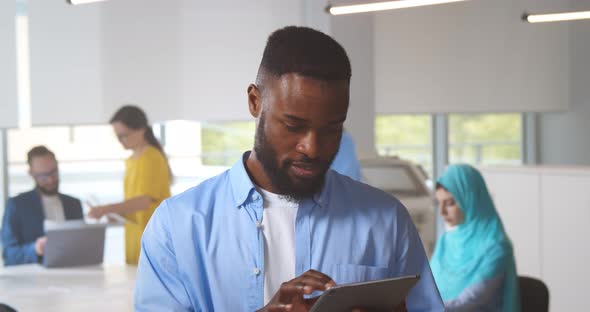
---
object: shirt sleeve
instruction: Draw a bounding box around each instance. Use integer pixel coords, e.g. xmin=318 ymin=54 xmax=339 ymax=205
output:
xmin=135 ymin=200 xmax=194 ymax=311
xmin=444 ymin=274 xmax=505 ymax=312
xmin=393 ymin=201 xmax=445 ymax=312
xmin=1 ymin=198 xmax=39 ymax=265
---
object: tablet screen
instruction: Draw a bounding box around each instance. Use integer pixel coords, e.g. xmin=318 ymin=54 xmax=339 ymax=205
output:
xmin=310 ymin=275 xmax=420 ymax=312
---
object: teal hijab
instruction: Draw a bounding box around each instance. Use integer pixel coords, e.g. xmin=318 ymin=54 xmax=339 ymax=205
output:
xmin=430 ymin=164 xmax=520 ymax=311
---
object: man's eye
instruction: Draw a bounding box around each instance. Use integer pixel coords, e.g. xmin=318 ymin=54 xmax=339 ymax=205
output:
xmin=285 ymin=124 xmax=304 ymax=132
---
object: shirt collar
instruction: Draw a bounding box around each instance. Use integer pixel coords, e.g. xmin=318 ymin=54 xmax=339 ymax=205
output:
xmin=229 ymin=152 xmax=257 ymax=208
xmin=228 ymin=151 xmax=331 ymax=209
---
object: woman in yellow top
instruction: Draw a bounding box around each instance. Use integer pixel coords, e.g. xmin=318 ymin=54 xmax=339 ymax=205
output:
xmin=88 ymin=105 xmax=171 ymax=264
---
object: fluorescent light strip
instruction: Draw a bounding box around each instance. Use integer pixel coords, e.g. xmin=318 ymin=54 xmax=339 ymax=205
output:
xmin=68 ymin=0 xmax=108 ymax=5
xmin=525 ymin=11 xmax=590 ymax=23
xmin=327 ymin=0 xmax=469 ymax=15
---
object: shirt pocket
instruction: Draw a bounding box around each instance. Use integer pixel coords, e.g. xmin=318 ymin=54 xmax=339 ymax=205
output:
xmin=332 ymin=264 xmax=391 ymax=285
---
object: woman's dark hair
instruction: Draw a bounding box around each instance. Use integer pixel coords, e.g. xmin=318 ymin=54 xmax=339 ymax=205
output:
xmin=110 ymin=105 xmax=163 ymax=153
xmin=110 ymin=105 xmax=172 ymax=181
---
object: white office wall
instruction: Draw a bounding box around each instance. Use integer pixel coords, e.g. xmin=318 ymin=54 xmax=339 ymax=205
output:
xmin=0 ymin=0 xmax=18 ymax=128
xmin=483 ymin=171 xmax=542 ymax=277
xmin=28 ymin=1 xmax=102 ymax=126
xmin=303 ymin=0 xmax=331 ymax=35
xmin=481 ymin=166 xmax=590 ymax=311
xmin=539 ymin=0 xmax=590 ymax=166
xmin=177 ymin=0 xmax=303 ymax=122
xmin=101 ymin=0 xmax=303 ymax=123
xmin=374 ymin=0 xmax=570 ymax=114
xmin=541 ymin=173 xmax=590 ymax=311
xmin=25 ymin=0 xmax=304 ymax=125
xmin=100 ymin=0 xmax=182 ymax=123
xmin=332 ymin=14 xmax=377 ymax=158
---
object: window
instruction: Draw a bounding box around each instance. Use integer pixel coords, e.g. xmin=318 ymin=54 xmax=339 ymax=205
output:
xmin=449 ymin=114 xmax=522 ymax=166
xmin=200 ymin=121 xmax=255 ymax=166
xmin=7 ymin=125 xmax=127 ymax=203
xmin=163 ymin=120 xmax=220 ymax=194
xmin=6 ymin=120 xmax=259 ymax=205
xmin=375 ymin=114 xmax=433 ymax=178
xmin=162 ymin=120 xmax=255 ymax=194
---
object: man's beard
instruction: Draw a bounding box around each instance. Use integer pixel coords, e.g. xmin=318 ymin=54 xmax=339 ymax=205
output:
xmin=37 ymin=182 xmax=59 ymax=196
xmin=253 ymin=113 xmax=335 ymax=201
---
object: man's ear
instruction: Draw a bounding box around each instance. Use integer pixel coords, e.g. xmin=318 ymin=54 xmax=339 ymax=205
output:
xmin=247 ymin=84 xmax=262 ymax=118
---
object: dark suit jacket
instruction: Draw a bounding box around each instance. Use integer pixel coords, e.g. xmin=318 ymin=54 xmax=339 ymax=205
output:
xmin=1 ymin=189 xmax=83 ymax=266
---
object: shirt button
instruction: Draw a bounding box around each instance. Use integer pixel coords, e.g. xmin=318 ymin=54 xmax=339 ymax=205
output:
xmin=253 ymin=268 xmax=261 ymax=275
xmin=252 ymin=194 xmax=260 ymax=200
xmin=256 ymin=221 xmax=263 ymax=229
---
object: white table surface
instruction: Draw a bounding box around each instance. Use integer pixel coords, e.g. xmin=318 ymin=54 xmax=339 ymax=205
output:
xmin=0 ymin=264 xmax=136 ymax=311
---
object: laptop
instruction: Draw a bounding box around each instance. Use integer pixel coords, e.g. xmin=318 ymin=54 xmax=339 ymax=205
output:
xmin=43 ymin=220 xmax=107 ymax=268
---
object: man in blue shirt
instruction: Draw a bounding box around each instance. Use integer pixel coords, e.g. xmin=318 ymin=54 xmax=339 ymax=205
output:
xmin=330 ymin=130 xmax=363 ymax=181
xmin=135 ymin=26 xmax=443 ymax=311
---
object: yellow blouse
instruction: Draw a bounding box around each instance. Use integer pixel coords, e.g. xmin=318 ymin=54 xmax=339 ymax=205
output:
xmin=123 ymin=145 xmax=171 ymax=264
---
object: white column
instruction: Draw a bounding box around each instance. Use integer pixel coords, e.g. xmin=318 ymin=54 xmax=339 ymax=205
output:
xmin=432 ymin=114 xmax=449 ymax=238
xmin=0 ymin=129 xmax=9 ymax=219
xmin=0 ymin=0 xmax=18 ymax=128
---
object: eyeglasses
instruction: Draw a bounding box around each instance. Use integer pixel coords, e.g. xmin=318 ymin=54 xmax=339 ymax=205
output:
xmin=116 ymin=132 xmax=130 ymax=141
xmin=115 ymin=129 xmax=139 ymax=142
xmin=33 ymin=168 xmax=58 ymax=181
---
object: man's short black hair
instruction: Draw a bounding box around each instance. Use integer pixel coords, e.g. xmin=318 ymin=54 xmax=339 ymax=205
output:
xmin=27 ymin=145 xmax=56 ymax=166
xmin=257 ymin=26 xmax=351 ymax=84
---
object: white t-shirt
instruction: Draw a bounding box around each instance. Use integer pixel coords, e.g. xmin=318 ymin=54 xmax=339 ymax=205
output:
xmin=41 ymin=194 xmax=65 ymax=223
xmin=257 ymin=187 xmax=299 ymax=305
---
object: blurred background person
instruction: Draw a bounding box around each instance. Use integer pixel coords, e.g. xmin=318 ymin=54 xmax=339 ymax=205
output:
xmin=329 ymin=130 xmax=362 ymax=181
xmin=2 ymin=146 xmax=83 ymax=266
xmin=88 ymin=105 xmax=171 ymax=265
xmin=430 ymin=164 xmax=520 ymax=311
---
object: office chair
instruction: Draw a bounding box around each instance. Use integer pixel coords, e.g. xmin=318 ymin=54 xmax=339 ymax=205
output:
xmin=519 ymin=276 xmax=549 ymax=312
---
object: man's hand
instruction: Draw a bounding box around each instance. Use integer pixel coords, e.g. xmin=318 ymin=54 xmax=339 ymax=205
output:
xmin=258 ymin=270 xmax=336 ymax=312
xmin=35 ymin=236 xmax=47 ymax=256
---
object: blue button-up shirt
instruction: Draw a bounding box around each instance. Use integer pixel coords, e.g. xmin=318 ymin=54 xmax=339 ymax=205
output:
xmin=135 ymin=153 xmax=443 ymax=311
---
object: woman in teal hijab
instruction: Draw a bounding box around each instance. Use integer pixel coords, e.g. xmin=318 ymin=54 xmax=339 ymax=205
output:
xmin=430 ymin=164 xmax=520 ymax=311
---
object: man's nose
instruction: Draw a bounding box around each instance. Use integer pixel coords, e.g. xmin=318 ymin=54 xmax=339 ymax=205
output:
xmin=46 ymin=175 xmax=58 ymax=184
xmin=296 ymin=131 xmax=320 ymax=159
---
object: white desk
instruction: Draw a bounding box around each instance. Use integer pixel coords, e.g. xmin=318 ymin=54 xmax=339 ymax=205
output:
xmin=0 ymin=264 xmax=136 ymax=311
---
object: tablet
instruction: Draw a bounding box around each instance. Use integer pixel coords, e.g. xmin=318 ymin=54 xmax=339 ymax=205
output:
xmin=310 ymin=275 xmax=420 ymax=312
